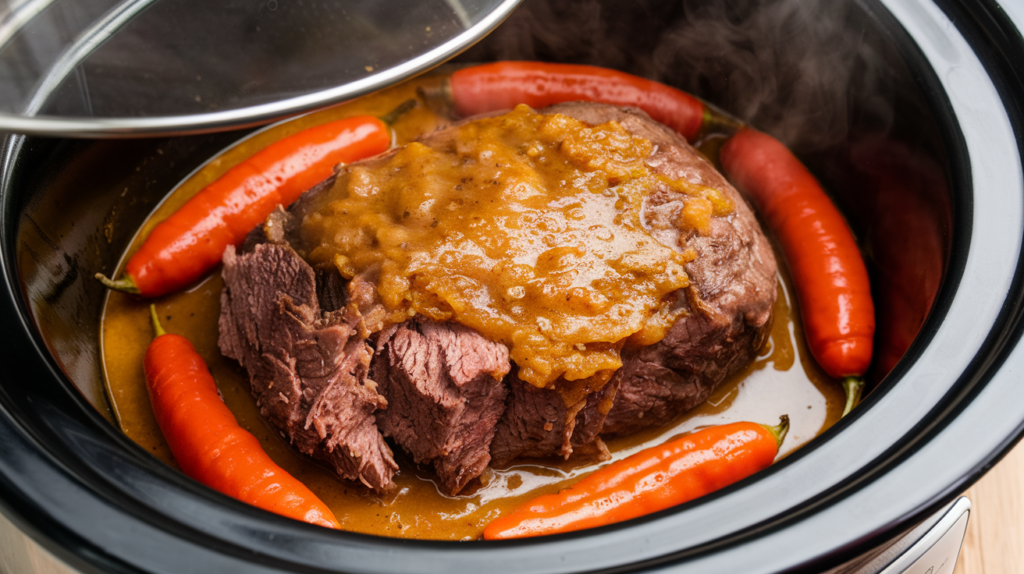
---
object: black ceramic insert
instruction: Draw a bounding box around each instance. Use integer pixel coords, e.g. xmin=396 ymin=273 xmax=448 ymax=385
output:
xmin=0 ymin=0 xmax=1022 ymax=572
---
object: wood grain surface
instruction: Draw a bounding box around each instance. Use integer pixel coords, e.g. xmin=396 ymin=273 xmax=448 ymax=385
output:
xmin=953 ymin=439 xmax=1024 ymax=574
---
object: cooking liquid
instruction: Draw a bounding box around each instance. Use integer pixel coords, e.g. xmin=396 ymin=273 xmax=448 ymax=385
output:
xmin=99 ymin=76 xmax=844 ymax=541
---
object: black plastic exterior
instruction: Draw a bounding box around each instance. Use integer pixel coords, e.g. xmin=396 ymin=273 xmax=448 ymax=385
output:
xmin=0 ymin=0 xmax=1022 ymax=572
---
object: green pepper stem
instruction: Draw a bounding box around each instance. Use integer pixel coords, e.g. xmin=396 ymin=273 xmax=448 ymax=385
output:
xmin=842 ymin=377 xmax=865 ymax=418
xmin=94 ymin=273 xmax=140 ymax=295
xmin=379 ymin=99 xmax=417 ymax=126
xmin=149 ymin=304 xmax=166 ymax=338
xmin=761 ymin=414 xmax=790 ymax=448
xmin=416 ymin=81 xmax=453 ymax=116
xmin=699 ymin=103 xmax=744 ymax=139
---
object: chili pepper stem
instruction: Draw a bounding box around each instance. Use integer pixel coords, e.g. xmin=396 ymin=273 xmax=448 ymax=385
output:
xmin=379 ymin=99 xmax=417 ymax=126
xmin=149 ymin=304 xmax=166 ymax=338
xmin=842 ymin=376 xmax=864 ymax=418
xmin=379 ymin=99 xmax=417 ymax=149
xmin=760 ymin=414 xmax=790 ymax=448
xmin=94 ymin=273 xmax=140 ymax=295
xmin=699 ymin=105 xmax=744 ymax=139
xmin=416 ymin=82 xmax=453 ymax=116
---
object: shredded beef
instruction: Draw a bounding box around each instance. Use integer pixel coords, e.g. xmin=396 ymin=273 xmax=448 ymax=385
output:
xmin=489 ymin=376 xmax=618 ymax=466
xmin=371 ymin=318 xmax=510 ymax=495
xmin=218 ymin=243 xmax=397 ymax=492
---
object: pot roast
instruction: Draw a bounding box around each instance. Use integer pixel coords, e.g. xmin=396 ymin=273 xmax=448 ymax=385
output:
xmin=219 ymin=102 xmax=777 ymax=495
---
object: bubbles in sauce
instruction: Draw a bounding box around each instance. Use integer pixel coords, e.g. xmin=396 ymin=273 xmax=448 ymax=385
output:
xmin=99 ymin=75 xmax=843 ymax=541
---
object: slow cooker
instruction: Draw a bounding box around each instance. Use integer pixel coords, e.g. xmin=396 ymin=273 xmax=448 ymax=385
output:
xmin=0 ymin=0 xmax=1022 ymax=572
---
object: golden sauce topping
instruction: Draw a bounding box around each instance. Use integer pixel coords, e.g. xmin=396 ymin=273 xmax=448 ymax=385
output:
xmin=298 ymin=104 xmax=732 ymax=387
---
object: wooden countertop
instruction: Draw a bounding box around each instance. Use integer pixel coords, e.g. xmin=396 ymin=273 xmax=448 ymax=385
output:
xmin=953 ymin=438 xmax=1024 ymax=573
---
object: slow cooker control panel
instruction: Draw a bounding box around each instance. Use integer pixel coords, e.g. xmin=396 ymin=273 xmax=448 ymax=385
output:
xmin=880 ymin=497 xmax=970 ymax=574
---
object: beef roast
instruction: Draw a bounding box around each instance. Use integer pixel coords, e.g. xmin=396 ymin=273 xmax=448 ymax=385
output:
xmin=219 ymin=100 xmax=777 ymax=492
xmin=485 ymin=103 xmax=777 ymax=448
xmin=534 ymin=103 xmax=777 ymax=436
xmin=218 ymin=243 xmax=397 ymax=492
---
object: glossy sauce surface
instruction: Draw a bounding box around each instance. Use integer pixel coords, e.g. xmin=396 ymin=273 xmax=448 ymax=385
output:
xmin=100 ymin=75 xmax=844 ymax=541
xmin=298 ymin=104 xmax=731 ymax=387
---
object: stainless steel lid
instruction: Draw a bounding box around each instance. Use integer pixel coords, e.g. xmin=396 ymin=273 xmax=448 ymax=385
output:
xmin=0 ymin=0 xmax=521 ymax=137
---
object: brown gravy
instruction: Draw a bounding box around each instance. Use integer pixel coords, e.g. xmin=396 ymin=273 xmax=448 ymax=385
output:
xmin=99 ymin=75 xmax=844 ymax=541
xmin=296 ymin=104 xmax=731 ymax=388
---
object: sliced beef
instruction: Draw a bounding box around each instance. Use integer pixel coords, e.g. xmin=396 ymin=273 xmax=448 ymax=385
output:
xmin=490 ymin=376 xmax=618 ymax=466
xmin=218 ymin=243 xmax=397 ymax=492
xmin=371 ymin=318 xmax=510 ymax=495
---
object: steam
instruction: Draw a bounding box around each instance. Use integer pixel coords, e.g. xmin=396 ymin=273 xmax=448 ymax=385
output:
xmin=649 ymin=0 xmax=900 ymax=152
xmin=459 ymin=0 xmax=908 ymax=153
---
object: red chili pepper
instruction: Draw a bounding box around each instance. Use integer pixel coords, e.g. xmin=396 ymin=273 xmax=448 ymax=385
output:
xmin=720 ymin=128 xmax=875 ymax=415
xmin=96 ymin=102 xmax=413 ymax=298
xmin=483 ymin=416 xmax=788 ymax=540
xmin=143 ymin=305 xmax=340 ymax=528
xmin=444 ymin=62 xmax=710 ymax=142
